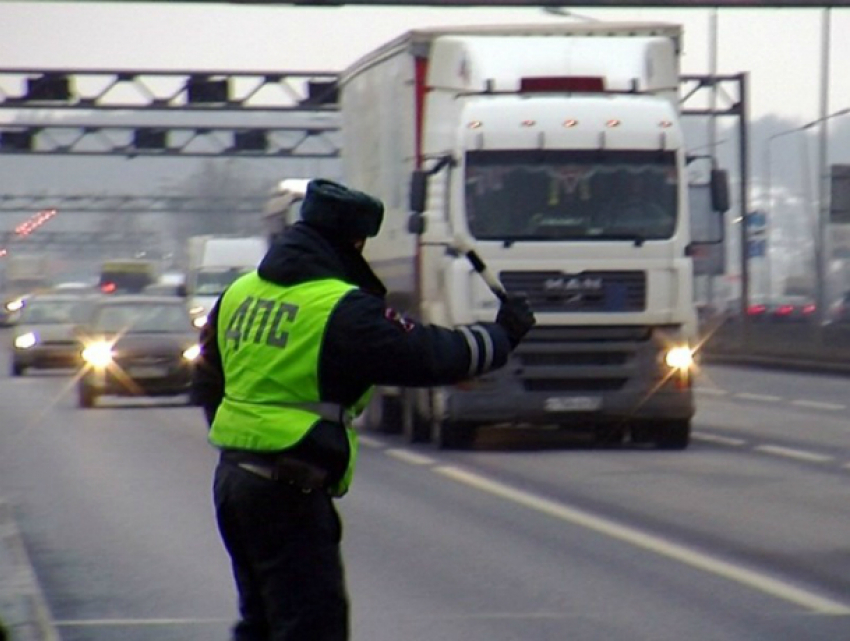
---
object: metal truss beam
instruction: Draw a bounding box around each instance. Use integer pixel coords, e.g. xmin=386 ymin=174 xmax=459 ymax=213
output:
xmin=0 ymin=194 xmax=267 ymax=214
xmin=0 ymin=122 xmax=340 ymax=157
xmin=1 ymin=230 xmax=159 ymax=252
xmin=0 ymin=69 xmax=339 ymax=111
xmin=680 ymin=73 xmax=745 ymax=117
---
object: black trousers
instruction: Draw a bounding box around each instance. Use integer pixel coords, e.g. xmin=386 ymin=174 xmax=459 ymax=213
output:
xmin=213 ymin=459 xmax=349 ymax=641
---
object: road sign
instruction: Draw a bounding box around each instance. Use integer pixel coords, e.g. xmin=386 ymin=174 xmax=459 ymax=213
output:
xmin=748 ymin=239 xmax=767 ymax=258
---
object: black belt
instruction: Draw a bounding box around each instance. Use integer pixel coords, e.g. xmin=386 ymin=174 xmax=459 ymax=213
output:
xmin=221 ymin=451 xmax=329 ymax=493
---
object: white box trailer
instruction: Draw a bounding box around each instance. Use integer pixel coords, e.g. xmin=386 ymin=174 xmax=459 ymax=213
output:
xmin=263 ymin=178 xmax=311 ymax=245
xmin=340 ymin=23 xmax=725 ymax=449
xmin=184 ymin=235 xmax=268 ymax=327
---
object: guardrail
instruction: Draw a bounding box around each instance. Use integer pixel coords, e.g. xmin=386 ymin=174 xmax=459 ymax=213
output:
xmin=697 ymin=317 xmax=850 ymax=375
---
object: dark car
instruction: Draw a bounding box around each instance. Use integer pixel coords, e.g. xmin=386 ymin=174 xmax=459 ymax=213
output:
xmin=141 ymin=282 xmax=186 ymax=297
xmin=0 ymin=292 xmax=30 ymax=327
xmin=76 ymin=295 xmax=200 ymax=408
xmin=10 ymin=292 xmax=97 ymax=376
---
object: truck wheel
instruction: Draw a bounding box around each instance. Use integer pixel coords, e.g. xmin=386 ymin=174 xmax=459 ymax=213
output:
xmin=78 ymin=383 xmax=97 ymax=409
xmin=433 ymin=420 xmax=476 ymax=450
xmin=10 ymin=361 xmax=25 ymax=377
xmin=363 ymin=392 xmax=402 ymax=433
xmin=401 ymin=391 xmax=430 ymax=443
xmin=654 ymin=419 xmax=691 ymax=450
xmin=594 ymin=423 xmax=627 ymax=447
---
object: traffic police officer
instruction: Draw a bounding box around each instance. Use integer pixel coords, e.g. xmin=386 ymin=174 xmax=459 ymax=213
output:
xmin=192 ymin=178 xmax=535 ymax=641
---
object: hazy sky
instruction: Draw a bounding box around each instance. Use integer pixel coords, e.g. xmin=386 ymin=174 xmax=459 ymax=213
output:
xmin=1 ymin=1 xmax=849 ymax=124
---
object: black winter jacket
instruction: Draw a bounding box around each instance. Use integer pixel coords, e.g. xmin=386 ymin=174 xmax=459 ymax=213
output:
xmin=192 ymin=222 xmax=513 ymax=479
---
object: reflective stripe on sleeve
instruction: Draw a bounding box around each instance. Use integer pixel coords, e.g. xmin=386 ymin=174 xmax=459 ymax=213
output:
xmin=458 ymin=326 xmax=479 ymax=378
xmin=470 ymin=324 xmax=494 ymax=372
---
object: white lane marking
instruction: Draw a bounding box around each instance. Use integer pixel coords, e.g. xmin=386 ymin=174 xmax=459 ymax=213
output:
xmin=434 ymin=465 xmax=850 ymax=615
xmin=385 ymin=448 xmax=436 ymax=466
xmin=790 ymin=399 xmax=845 ymax=411
xmin=692 ymin=432 xmax=747 ymax=447
xmin=358 ymin=435 xmax=385 ymax=449
xmin=734 ymin=392 xmax=782 ymax=402
xmin=699 ymin=388 xmax=846 ymax=413
xmin=695 ymin=388 xmax=728 ymax=396
xmin=755 ymin=445 xmax=835 ymax=463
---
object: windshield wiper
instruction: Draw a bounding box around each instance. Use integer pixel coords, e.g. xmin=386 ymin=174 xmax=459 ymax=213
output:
xmin=603 ymin=234 xmax=646 ymax=247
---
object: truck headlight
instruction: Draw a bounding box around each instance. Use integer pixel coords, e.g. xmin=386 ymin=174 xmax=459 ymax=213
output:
xmin=81 ymin=341 xmax=114 ymax=368
xmin=665 ymin=345 xmax=694 ymax=371
xmin=14 ymin=332 xmax=37 ymax=349
xmin=6 ymin=298 xmax=25 ymax=312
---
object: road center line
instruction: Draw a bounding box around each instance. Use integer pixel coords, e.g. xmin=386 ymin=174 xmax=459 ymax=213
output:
xmin=692 ymin=432 xmax=747 ymax=446
xmin=358 ymin=435 xmax=385 ymax=449
xmin=754 ymin=445 xmax=834 ymax=463
xmin=790 ymin=399 xmax=845 ymax=411
xmin=734 ymin=392 xmax=782 ymax=402
xmin=385 ymin=448 xmax=436 ymax=465
xmin=694 ymin=387 xmax=728 ymax=396
xmin=434 ymin=465 xmax=850 ymax=616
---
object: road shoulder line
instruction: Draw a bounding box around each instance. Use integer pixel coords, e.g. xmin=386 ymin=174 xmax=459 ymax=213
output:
xmin=0 ymin=499 xmax=60 ymax=641
xmin=434 ymin=465 xmax=850 ymax=616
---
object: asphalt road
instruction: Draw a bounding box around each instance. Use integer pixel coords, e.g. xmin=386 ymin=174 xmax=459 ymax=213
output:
xmin=1 ymin=350 xmax=850 ymax=640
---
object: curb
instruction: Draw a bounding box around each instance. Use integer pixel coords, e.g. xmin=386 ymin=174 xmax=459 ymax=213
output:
xmin=0 ymin=501 xmax=60 ymax=641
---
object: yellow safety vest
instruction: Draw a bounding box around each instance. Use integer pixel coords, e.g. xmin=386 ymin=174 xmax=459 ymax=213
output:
xmin=209 ymin=271 xmax=370 ymax=495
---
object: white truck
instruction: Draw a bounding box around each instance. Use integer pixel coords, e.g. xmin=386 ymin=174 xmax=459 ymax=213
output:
xmin=184 ymin=235 xmax=268 ymax=327
xmin=262 ymin=178 xmax=311 ymax=245
xmin=339 ymin=23 xmax=727 ymax=449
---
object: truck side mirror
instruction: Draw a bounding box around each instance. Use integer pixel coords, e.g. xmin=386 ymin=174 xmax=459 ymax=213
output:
xmin=710 ymin=169 xmax=730 ymax=213
xmin=409 ymin=170 xmax=428 ymax=214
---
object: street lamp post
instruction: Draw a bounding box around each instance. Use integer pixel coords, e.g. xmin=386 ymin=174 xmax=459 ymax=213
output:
xmin=764 ymin=128 xmax=807 ymax=297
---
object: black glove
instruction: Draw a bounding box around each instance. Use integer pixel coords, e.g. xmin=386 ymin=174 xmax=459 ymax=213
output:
xmin=496 ymin=294 xmax=536 ymax=348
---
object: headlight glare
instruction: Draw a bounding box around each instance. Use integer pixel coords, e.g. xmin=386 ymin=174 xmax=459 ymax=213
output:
xmin=14 ymin=332 xmax=37 ymax=349
xmin=82 ymin=341 xmax=114 ymax=368
xmin=192 ymin=315 xmax=208 ymax=329
xmin=665 ymin=345 xmax=694 ymax=370
xmin=183 ymin=344 xmax=201 ymax=361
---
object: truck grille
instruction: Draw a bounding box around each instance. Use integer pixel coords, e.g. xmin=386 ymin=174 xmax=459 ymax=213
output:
xmin=511 ymin=325 xmax=655 ymax=393
xmin=500 ymin=270 xmax=646 ymax=313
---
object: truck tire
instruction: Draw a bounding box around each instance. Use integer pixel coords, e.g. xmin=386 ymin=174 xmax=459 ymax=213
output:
xmin=363 ymin=392 xmax=402 ymax=434
xmin=433 ymin=420 xmax=476 ymax=450
xmin=78 ymin=383 xmax=97 ymax=409
xmin=654 ymin=419 xmax=691 ymax=450
xmin=594 ymin=423 xmax=627 ymax=447
xmin=401 ymin=390 xmax=430 ymax=443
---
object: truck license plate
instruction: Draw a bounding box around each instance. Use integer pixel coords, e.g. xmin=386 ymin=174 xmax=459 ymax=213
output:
xmin=544 ymin=396 xmax=601 ymax=412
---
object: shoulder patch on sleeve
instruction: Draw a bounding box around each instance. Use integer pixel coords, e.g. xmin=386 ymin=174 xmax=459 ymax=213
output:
xmin=385 ymin=307 xmax=416 ymax=332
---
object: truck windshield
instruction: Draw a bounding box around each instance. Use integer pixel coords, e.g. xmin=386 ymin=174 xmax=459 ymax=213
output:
xmin=465 ymin=150 xmax=678 ymax=242
xmin=194 ymin=267 xmax=251 ymax=296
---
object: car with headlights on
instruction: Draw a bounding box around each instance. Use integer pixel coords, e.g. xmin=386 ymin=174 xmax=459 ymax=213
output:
xmin=76 ymin=295 xmax=200 ymax=408
xmin=10 ymin=292 xmax=97 ymax=376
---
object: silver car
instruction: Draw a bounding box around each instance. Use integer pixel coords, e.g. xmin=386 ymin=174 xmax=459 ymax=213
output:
xmin=10 ymin=293 xmax=97 ymax=376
